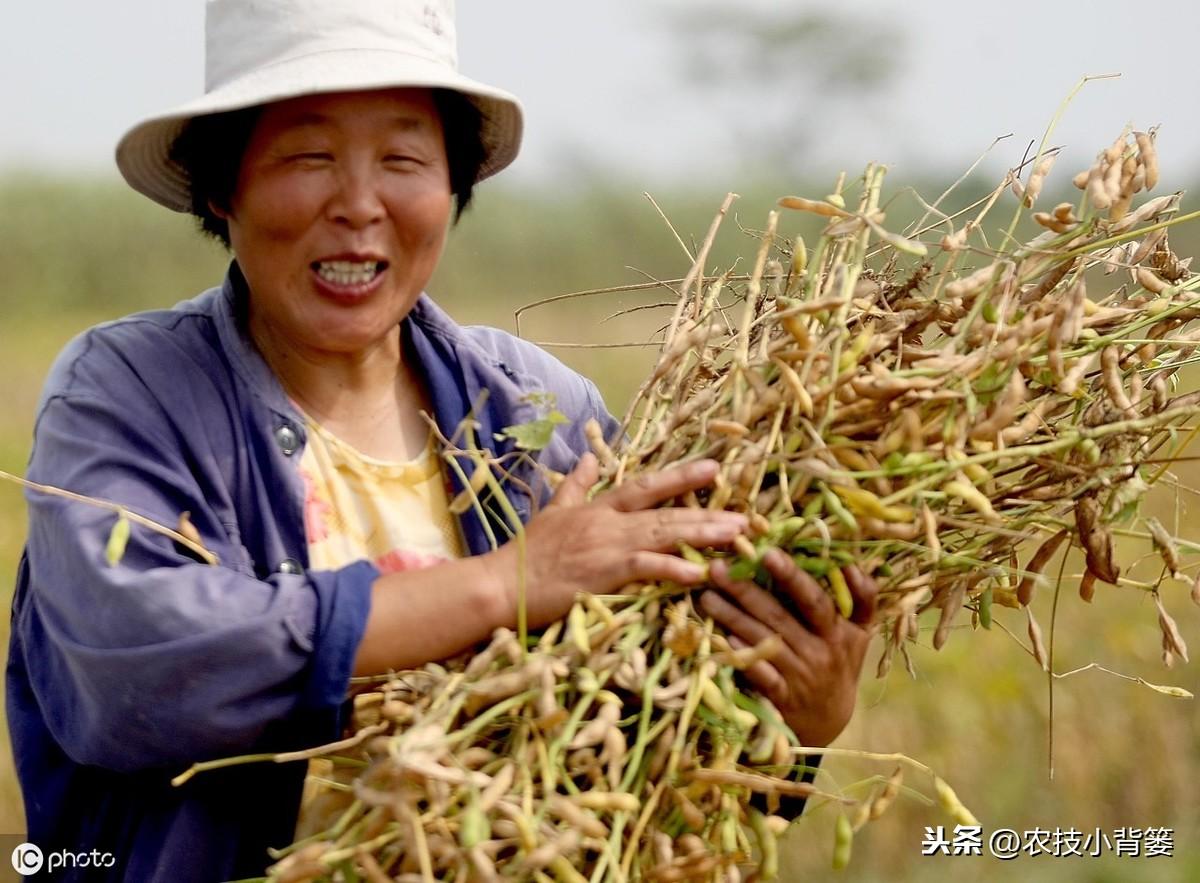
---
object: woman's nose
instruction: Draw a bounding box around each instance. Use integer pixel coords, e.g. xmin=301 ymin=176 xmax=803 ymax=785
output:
xmin=326 ymin=162 xmax=386 ymax=228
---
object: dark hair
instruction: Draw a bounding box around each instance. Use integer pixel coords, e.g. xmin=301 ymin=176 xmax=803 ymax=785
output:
xmin=168 ymin=88 xmax=487 ymax=248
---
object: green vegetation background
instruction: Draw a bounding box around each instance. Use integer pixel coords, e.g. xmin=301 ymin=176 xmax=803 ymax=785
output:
xmin=1 ymin=172 xmax=1198 ymax=881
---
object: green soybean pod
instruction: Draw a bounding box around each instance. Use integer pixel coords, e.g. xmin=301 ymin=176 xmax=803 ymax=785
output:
xmin=106 ymin=512 xmax=131 ymax=567
xmin=458 ymin=792 xmax=490 ymax=849
xmin=832 ymin=812 xmax=853 ymax=870
xmin=749 ymin=808 xmax=779 ymax=880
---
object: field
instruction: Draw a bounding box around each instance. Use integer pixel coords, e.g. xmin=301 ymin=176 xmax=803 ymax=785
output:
xmin=1 ymin=173 xmax=1199 ymax=880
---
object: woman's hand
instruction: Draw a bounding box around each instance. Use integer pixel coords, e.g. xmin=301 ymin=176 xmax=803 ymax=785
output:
xmin=700 ymin=549 xmax=878 ymax=748
xmin=491 ymin=453 xmax=748 ymax=628
xmin=357 ymin=453 xmax=743 ymax=677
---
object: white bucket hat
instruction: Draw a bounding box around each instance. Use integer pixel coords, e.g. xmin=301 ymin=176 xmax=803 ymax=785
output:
xmin=116 ymin=0 xmax=523 ymax=212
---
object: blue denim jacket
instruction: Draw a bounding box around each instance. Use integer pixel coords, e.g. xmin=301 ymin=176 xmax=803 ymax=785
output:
xmin=6 ymin=264 xmax=620 ymax=881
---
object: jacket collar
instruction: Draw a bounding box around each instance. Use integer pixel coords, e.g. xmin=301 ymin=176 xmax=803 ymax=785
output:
xmin=204 ymin=268 xmax=296 ymax=428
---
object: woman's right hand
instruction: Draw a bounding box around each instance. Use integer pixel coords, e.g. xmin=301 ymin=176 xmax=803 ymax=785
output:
xmin=490 ymin=453 xmax=748 ymax=628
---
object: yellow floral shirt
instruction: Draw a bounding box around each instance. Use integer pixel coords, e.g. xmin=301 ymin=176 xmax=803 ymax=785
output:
xmin=293 ymin=412 xmax=464 ymax=839
xmin=298 ymin=416 xmax=464 ymax=573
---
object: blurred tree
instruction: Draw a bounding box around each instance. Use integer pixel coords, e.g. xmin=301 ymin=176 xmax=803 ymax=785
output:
xmin=657 ymin=2 xmax=904 ymax=177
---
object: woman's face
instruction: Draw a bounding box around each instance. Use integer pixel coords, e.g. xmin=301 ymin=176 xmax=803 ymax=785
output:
xmin=221 ymin=88 xmax=453 ymax=356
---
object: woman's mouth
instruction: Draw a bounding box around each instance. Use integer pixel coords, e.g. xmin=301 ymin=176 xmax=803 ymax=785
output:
xmin=312 ymin=259 xmax=387 ymax=287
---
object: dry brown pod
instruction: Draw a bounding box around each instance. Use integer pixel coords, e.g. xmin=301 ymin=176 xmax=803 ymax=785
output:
xmin=869 ymin=766 xmax=904 ymax=820
xmin=1017 ymin=530 xmax=1068 ymax=606
xmin=1146 ymin=517 xmax=1184 ymax=579
xmin=1027 ymin=608 xmax=1049 ymax=671
xmin=1087 ymin=160 xmax=1112 ymax=210
xmin=1022 ymin=154 xmax=1056 ymax=207
xmin=1033 ymin=212 xmax=1072 ymax=234
xmin=1155 ymin=593 xmax=1190 ymax=664
xmin=1079 ymin=570 xmax=1097 ymax=603
xmin=1053 ymin=202 xmax=1077 ymax=223
xmin=940 ymin=227 xmax=970 ymax=252
xmin=1135 ymin=130 xmax=1160 ymax=189
xmin=933 ymin=582 xmax=967 ymax=650
xmin=1075 ymin=495 xmax=1120 ymax=584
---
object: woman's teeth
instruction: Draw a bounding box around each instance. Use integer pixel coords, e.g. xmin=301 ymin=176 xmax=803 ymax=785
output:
xmin=315 ymin=261 xmax=381 ymax=286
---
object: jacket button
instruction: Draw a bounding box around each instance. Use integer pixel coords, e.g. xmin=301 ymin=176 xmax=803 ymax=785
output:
xmin=278 ymin=558 xmax=303 ymax=575
xmin=275 ymin=424 xmax=299 ymax=456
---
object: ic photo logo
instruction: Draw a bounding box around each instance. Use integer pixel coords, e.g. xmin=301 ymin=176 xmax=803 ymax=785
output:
xmin=11 ymin=842 xmax=43 ymax=875
xmin=8 ymin=842 xmax=116 ymax=876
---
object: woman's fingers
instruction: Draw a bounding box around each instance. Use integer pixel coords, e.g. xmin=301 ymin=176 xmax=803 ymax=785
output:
xmin=709 ymin=559 xmax=816 ymax=650
xmin=761 ymin=550 xmax=838 ymax=638
xmin=602 ymin=459 xmax=721 ymax=512
xmin=546 ymin=452 xmax=599 ymax=509
xmin=625 ymin=508 xmax=748 ymax=552
xmin=594 ymin=509 xmax=746 ymax=588
xmin=551 ymin=455 xmax=748 ymax=554
xmin=527 ymin=457 xmax=755 ymax=600
xmin=699 ymin=588 xmax=778 ymax=648
xmin=843 ymin=566 xmax=879 ymax=628
xmin=700 ymin=585 xmax=812 ymax=684
xmin=623 ymin=550 xmax=708 ymax=586
xmin=700 ymin=560 xmax=876 ymax=750
xmin=724 ymin=634 xmax=791 ymax=701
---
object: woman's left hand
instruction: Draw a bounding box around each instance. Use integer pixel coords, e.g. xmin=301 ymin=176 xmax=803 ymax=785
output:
xmin=699 ymin=548 xmax=879 ymax=748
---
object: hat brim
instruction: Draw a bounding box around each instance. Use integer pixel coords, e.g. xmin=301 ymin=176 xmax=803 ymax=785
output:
xmin=116 ymin=49 xmax=523 ymax=212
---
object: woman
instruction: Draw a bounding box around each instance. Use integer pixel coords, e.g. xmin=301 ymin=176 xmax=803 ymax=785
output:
xmin=7 ymin=1 xmax=878 ymax=880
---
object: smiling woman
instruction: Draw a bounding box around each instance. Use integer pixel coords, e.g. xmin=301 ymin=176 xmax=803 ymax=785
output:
xmin=214 ymin=90 xmax=458 ymax=462
xmin=5 ymin=1 xmax=877 ymax=880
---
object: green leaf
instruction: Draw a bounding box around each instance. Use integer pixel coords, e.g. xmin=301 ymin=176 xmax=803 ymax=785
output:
xmin=106 ymin=512 xmax=131 ymax=567
xmin=497 ymin=410 xmax=569 ymax=451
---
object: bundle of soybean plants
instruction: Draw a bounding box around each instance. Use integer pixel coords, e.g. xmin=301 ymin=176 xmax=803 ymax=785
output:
xmin=254 ymin=127 xmax=1200 ymax=882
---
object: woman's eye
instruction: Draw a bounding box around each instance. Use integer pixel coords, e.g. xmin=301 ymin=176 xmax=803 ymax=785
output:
xmin=384 ymin=151 xmax=427 ymax=166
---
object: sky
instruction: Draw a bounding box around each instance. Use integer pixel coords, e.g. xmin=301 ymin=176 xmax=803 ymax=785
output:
xmin=3 ymin=1 xmax=1199 ymax=190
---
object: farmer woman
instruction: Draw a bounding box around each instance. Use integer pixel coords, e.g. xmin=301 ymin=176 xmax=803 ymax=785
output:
xmin=6 ymin=1 xmax=878 ymax=879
